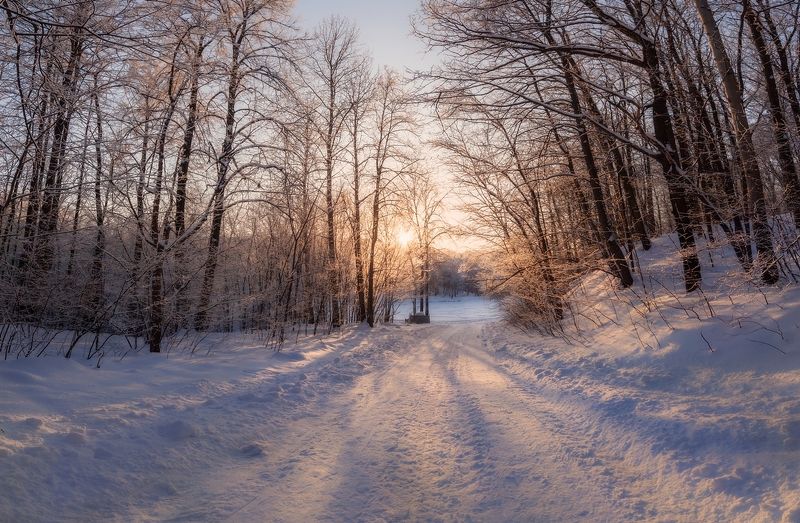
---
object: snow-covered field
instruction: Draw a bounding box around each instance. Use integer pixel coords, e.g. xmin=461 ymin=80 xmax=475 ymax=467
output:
xmin=2 ymin=236 xmax=800 ymax=522
xmin=393 ymin=295 xmax=502 ymax=323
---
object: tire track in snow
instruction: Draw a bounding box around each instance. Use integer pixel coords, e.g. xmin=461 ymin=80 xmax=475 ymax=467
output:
xmin=449 ymin=324 xmax=705 ymax=521
xmin=157 ymin=323 xmax=706 ymax=521
xmin=427 ymin=325 xmax=644 ymax=520
xmin=293 ymin=331 xmax=482 ymax=521
xmin=228 ymin=326 xmax=511 ymax=522
xmin=222 ymin=328 xmax=419 ymax=522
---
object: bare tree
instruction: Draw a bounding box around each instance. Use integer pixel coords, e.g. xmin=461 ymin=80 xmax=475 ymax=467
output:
xmin=366 ymin=70 xmax=414 ymax=327
xmin=194 ymin=0 xmax=292 ymax=331
xmin=303 ymin=16 xmax=363 ymax=328
xmin=693 ymin=0 xmax=779 ymax=284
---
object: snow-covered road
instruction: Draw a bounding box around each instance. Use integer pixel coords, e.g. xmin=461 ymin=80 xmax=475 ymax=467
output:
xmin=3 ymin=316 xmax=799 ymax=522
xmin=226 ymin=324 xmax=663 ymax=522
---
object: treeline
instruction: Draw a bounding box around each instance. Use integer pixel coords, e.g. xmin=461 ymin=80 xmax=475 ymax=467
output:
xmin=0 ymin=0 xmax=436 ymax=354
xmin=427 ymin=254 xmax=484 ymax=298
xmin=415 ymin=0 xmax=800 ymax=331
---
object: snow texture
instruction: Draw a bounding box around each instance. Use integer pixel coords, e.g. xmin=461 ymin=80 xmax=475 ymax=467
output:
xmin=2 ymin=238 xmax=800 ymax=521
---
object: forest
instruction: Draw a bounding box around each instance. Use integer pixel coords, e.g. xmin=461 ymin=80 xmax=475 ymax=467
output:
xmin=3 ymin=1 xmax=800 ymax=521
xmin=1 ymin=0 xmax=799 ymax=355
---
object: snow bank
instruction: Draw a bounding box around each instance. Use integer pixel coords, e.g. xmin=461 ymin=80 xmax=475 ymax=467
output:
xmin=0 ymin=324 xmax=405 ymax=522
xmin=483 ymin=233 xmax=800 ymax=521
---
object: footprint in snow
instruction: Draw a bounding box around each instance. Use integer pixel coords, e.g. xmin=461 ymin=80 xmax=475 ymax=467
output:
xmin=240 ymin=443 xmax=264 ymax=458
xmin=21 ymin=417 xmax=43 ymax=430
xmin=157 ymin=420 xmax=197 ymax=441
xmin=272 ymin=351 xmax=305 ymax=362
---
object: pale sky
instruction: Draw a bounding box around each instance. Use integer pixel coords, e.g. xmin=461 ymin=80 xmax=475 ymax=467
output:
xmin=292 ymin=0 xmax=435 ymax=73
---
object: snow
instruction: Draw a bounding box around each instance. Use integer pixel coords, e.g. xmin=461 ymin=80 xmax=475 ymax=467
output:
xmin=393 ymin=295 xmax=502 ymax=323
xmin=2 ymin=235 xmax=800 ymax=521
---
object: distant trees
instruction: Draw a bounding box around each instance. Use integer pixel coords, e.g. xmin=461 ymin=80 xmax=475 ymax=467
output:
xmin=428 ymin=255 xmax=484 ymax=298
xmin=417 ymin=0 xmax=800 ymax=330
xmin=402 ymin=169 xmax=447 ymax=319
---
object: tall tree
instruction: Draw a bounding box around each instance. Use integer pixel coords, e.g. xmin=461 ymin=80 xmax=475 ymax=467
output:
xmin=304 ymin=16 xmax=362 ymax=328
xmin=346 ymin=58 xmax=374 ymax=323
xmin=366 ymin=70 xmax=413 ymax=326
xmin=195 ymin=0 xmax=291 ymax=330
xmin=741 ymin=0 xmax=800 ymax=229
xmin=693 ymin=0 xmax=779 ymax=283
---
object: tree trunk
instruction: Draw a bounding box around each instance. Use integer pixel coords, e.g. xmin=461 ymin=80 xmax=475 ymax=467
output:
xmin=351 ymin=105 xmax=367 ymax=322
xmin=88 ymin=87 xmax=106 ymax=324
xmin=325 ymin=93 xmax=341 ymax=328
xmin=147 ymin=83 xmax=179 ymax=352
xmin=34 ymin=29 xmax=84 ymax=278
xmin=366 ymin=167 xmax=381 ymax=327
xmin=129 ymin=103 xmax=150 ymax=335
xmin=174 ymin=36 xmax=205 ymax=326
xmin=694 ymin=0 xmax=778 ymax=284
xmin=742 ymin=0 xmax=800 ymax=230
xmin=561 ymin=56 xmax=634 ymax=288
xmin=196 ymin=32 xmax=243 ymax=330
xmin=641 ymin=42 xmax=703 ymax=291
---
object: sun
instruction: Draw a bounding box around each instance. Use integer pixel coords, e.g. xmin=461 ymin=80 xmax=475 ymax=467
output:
xmin=396 ymin=228 xmax=415 ymax=248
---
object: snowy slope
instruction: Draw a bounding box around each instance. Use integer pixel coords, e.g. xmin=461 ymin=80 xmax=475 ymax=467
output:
xmin=0 ymin=325 xmax=408 ymax=521
xmin=485 ymin=232 xmax=800 ymax=521
xmin=484 ymin=311 xmax=800 ymax=522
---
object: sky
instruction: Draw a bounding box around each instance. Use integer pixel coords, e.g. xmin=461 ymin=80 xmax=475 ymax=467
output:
xmin=292 ymin=0 xmax=434 ymax=73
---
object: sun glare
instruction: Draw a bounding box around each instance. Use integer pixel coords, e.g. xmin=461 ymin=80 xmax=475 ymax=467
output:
xmin=396 ymin=228 xmax=415 ymax=247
